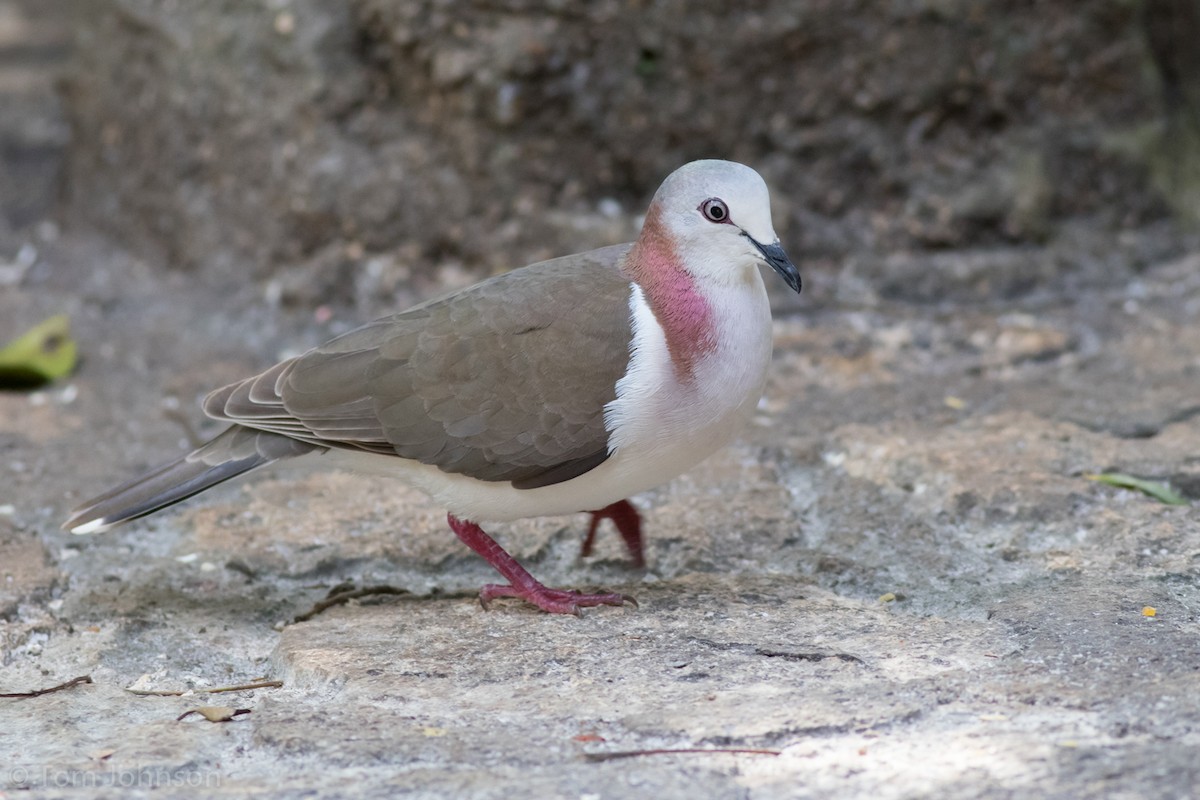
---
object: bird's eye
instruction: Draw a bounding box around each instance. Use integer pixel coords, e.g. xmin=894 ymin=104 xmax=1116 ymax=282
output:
xmin=700 ymin=198 xmax=730 ymax=224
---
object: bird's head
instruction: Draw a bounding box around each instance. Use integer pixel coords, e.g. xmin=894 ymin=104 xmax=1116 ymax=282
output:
xmin=644 ymin=160 xmax=801 ymax=294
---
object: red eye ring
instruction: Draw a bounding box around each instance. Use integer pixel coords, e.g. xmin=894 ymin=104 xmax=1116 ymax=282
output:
xmin=700 ymin=197 xmax=731 ymax=224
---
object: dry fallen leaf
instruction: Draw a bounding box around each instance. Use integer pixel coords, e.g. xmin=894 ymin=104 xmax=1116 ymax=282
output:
xmin=176 ymin=706 xmax=251 ymax=723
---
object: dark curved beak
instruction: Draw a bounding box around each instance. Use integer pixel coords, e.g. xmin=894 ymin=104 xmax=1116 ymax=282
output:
xmin=746 ymin=235 xmax=801 ymax=294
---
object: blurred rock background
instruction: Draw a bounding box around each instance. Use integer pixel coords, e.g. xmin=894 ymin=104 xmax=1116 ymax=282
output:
xmin=6 ymin=0 xmax=1200 ymax=304
xmin=0 ymin=0 xmax=70 ymax=243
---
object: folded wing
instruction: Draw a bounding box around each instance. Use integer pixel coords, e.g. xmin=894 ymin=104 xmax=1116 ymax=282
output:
xmin=206 ymin=244 xmax=635 ymax=489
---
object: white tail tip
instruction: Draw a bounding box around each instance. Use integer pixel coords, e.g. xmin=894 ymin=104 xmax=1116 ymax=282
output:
xmin=70 ymin=518 xmax=112 ymax=535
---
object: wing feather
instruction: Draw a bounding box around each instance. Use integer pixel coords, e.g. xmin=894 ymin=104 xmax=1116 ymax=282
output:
xmin=202 ymin=244 xmax=634 ymax=488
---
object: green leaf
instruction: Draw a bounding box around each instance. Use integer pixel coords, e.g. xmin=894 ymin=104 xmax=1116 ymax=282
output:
xmin=0 ymin=314 xmax=77 ymax=388
xmin=1085 ymin=473 xmax=1189 ymax=506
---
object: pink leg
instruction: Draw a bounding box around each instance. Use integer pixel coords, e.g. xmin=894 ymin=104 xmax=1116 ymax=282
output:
xmin=580 ymin=499 xmax=645 ymax=568
xmin=447 ymin=514 xmax=636 ymax=616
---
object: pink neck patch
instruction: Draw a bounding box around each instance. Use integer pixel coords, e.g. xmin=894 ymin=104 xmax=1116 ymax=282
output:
xmin=625 ymin=205 xmax=717 ymax=380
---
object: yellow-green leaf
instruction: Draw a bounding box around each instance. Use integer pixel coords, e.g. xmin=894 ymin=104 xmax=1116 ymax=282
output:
xmin=0 ymin=314 xmax=77 ymax=388
xmin=1085 ymin=473 xmax=1189 ymax=506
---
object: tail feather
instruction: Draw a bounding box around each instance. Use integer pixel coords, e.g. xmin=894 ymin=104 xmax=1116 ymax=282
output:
xmin=63 ymin=427 xmax=319 ymax=534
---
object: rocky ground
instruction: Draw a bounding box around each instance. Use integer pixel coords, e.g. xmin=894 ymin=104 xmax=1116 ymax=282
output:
xmin=3 ymin=219 xmax=1199 ymax=800
xmin=3 ymin=1 xmax=1200 ymax=798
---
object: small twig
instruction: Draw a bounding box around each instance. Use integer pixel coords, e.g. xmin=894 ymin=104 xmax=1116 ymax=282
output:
xmin=1 ymin=675 xmax=93 ymax=699
xmin=125 ymin=679 xmax=283 ymax=697
xmin=290 ymin=585 xmax=411 ymax=624
xmin=584 ymin=748 xmax=781 ymax=762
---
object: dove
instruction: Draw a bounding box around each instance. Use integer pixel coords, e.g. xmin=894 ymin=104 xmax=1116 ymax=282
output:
xmin=63 ymin=159 xmax=801 ymax=615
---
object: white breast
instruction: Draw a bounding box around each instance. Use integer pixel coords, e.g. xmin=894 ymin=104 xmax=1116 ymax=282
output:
xmin=602 ymin=277 xmax=773 ymax=474
xmin=327 ymin=269 xmax=775 ymax=523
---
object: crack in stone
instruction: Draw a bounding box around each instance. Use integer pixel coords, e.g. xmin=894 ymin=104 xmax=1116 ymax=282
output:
xmin=687 ymin=637 xmax=866 ymax=666
xmin=754 ymin=647 xmax=865 ymax=665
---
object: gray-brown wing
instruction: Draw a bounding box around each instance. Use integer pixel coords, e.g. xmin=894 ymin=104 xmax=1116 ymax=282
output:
xmin=204 ymin=244 xmax=635 ymax=489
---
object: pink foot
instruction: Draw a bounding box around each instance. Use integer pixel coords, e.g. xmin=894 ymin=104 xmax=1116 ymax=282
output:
xmin=448 ymin=514 xmax=637 ymax=616
xmin=478 ymin=584 xmax=634 ymax=616
xmin=581 ymin=499 xmax=645 ymax=568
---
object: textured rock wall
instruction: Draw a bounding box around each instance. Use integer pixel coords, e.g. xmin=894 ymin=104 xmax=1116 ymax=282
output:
xmin=0 ymin=0 xmax=72 ymax=242
xmin=62 ymin=1 xmax=1168 ymax=292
